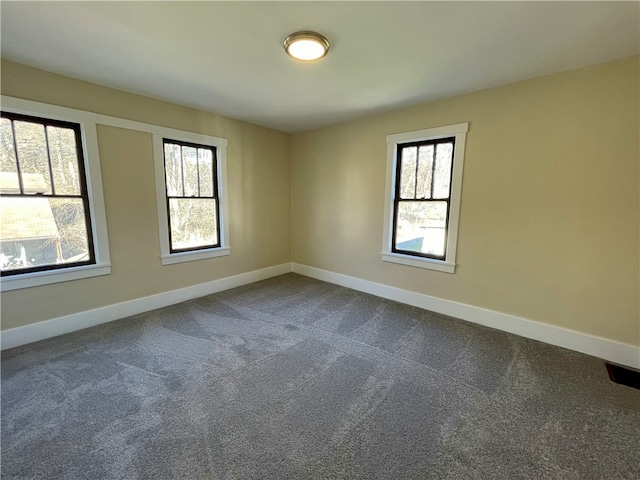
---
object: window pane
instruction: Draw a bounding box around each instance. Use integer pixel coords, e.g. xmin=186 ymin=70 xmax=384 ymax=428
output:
xmin=395 ymin=201 xmax=447 ymax=257
xmin=0 ymin=118 xmax=19 ymax=193
xmin=164 ymin=143 xmax=183 ymax=196
xmin=50 ymin=198 xmax=90 ymax=262
xmin=182 ymin=146 xmax=199 ymax=197
xmin=169 ymin=198 xmax=218 ymax=250
xmin=433 ymin=142 xmax=453 ymax=199
xmin=198 ymin=148 xmax=214 ymax=197
xmin=14 ymin=121 xmax=52 ymax=195
xmin=416 ymin=145 xmax=433 ymax=199
xmin=399 ymin=146 xmax=417 ymax=199
xmin=0 ymin=197 xmax=89 ymax=271
xmin=47 ymin=126 xmax=81 ymax=195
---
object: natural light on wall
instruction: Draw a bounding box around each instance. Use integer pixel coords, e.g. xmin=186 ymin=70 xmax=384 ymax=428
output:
xmin=284 ymin=31 xmax=330 ymax=61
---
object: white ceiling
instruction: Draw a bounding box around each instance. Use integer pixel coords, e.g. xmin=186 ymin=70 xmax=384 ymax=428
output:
xmin=1 ymin=2 xmax=638 ymax=133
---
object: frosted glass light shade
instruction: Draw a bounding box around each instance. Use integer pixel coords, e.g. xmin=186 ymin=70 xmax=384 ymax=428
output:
xmin=284 ymin=31 xmax=330 ymax=61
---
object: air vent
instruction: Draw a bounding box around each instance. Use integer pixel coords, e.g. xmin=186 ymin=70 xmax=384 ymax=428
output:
xmin=606 ymin=363 xmax=640 ymax=390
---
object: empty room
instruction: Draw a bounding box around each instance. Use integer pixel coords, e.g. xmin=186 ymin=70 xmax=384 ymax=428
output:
xmin=1 ymin=2 xmax=639 ymax=479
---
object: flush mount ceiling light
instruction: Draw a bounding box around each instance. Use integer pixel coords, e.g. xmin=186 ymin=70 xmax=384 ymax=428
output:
xmin=284 ymin=31 xmax=330 ymax=61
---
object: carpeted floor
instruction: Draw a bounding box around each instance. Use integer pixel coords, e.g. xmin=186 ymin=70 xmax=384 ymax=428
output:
xmin=2 ymin=273 xmax=639 ymax=479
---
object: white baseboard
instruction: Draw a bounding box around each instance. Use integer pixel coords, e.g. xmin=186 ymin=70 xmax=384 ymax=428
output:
xmin=1 ymin=263 xmax=292 ymax=351
xmin=4 ymin=261 xmax=638 ymax=370
xmin=292 ymin=263 xmax=640 ymax=369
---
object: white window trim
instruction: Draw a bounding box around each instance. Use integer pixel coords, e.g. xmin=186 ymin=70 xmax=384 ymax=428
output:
xmin=0 ymin=96 xmax=112 ymax=291
xmin=382 ymin=122 xmax=468 ymax=274
xmin=151 ymin=127 xmax=229 ymax=266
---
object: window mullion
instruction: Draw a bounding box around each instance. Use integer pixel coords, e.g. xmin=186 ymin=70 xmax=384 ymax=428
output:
xmin=0 ymin=193 xmax=83 ymax=199
xmin=212 ymin=148 xmax=218 ymax=199
xmin=429 ymin=143 xmax=437 ymax=199
xmin=43 ymin=126 xmax=56 ymax=196
xmin=180 ymin=145 xmax=186 ymax=197
xmin=9 ymin=120 xmax=25 ymax=195
xmin=412 ymin=148 xmax=419 ymax=199
xmin=196 ymin=148 xmax=201 ymax=197
xmin=394 ymin=145 xmax=403 ymax=201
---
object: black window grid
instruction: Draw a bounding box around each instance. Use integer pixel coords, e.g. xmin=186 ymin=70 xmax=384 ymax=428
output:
xmin=162 ymin=138 xmax=221 ymax=253
xmin=0 ymin=111 xmax=96 ymax=276
xmin=392 ymin=137 xmax=456 ymax=260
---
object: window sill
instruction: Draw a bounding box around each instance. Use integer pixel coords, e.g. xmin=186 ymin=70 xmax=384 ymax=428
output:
xmin=161 ymin=247 xmax=230 ymax=266
xmin=381 ymin=252 xmax=455 ymax=274
xmin=0 ymin=263 xmax=111 ymax=291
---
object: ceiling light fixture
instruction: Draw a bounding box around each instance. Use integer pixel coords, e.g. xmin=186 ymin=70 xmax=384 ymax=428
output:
xmin=284 ymin=31 xmax=330 ymax=61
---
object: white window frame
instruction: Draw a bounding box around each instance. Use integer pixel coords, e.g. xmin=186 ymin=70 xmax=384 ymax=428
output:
xmin=152 ymin=128 xmax=229 ymax=266
xmin=0 ymin=96 xmax=111 ymax=291
xmin=382 ymin=122 xmax=468 ymax=274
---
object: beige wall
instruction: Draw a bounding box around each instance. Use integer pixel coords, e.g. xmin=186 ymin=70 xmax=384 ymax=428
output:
xmin=1 ymin=60 xmax=291 ymax=330
xmin=291 ymin=56 xmax=639 ymax=346
xmin=2 ymin=57 xmax=638 ymax=348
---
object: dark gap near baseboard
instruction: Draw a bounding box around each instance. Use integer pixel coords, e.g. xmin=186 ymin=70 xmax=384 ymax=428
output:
xmin=606 ymin=363 xmax=640 ymax=390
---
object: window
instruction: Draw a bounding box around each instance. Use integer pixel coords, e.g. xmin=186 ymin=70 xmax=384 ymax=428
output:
xmin=383 ymin=123 xmax=468 ymax=273
xmin=392 ymin=137 xmax=455 ymax=259
xmin=153 ymin=129 xmax=229 ymax=265
xmin=0 ymin=97 xmax=110 ymax=290
xmin=163 ymin=139 xmax=220 ymax=252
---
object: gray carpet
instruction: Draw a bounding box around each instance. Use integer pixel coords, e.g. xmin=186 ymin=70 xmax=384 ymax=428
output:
xmin=2 ymin=273 xmax=639 ymax=479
